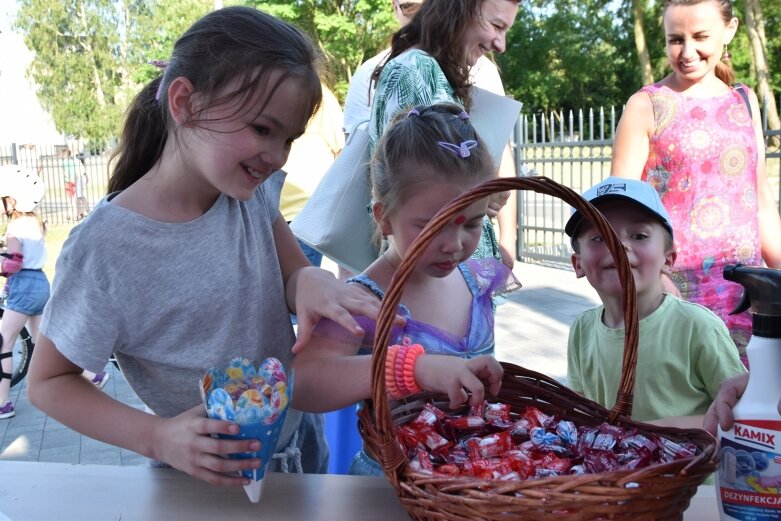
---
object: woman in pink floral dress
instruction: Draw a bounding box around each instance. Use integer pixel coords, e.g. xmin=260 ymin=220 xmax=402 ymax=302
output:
xmin=610 ymin=0 xmax=781 ymax=365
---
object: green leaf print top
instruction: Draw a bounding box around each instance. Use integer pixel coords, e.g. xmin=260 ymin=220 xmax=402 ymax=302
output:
xmin=369 ymin=49 xmax=456 ymax=153
xmin=368 ymin=49 xmax=501 ymax=266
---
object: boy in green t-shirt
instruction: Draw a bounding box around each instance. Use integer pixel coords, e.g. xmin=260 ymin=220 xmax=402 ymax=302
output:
xmin=565 ymin=176 xmax=745 ymax=429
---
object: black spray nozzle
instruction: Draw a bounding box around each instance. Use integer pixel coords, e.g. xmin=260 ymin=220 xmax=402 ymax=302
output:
xmin=723 ymin=264 xmax=781 ymax=316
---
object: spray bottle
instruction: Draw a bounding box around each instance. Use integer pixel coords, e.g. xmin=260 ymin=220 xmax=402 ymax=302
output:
xmin=717 ymin=264 xmax=781 ymax=521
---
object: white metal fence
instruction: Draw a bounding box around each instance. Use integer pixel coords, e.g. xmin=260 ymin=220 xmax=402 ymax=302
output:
xmin=0 ymin=142 xmax=111 ymax=226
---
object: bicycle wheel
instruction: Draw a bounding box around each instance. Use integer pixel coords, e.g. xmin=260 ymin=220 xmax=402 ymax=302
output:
xmin=0 ymin=308 xmax=35 ymax=388
xmin=10 ymin=326 xmax=34 ymax=387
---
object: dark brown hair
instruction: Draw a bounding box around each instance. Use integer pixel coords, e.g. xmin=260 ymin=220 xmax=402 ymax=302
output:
xmin=663 ymin=0 xmax=736 ymax=85
xmin=2 ymin=198 xmax=46 ymax=235
xmin=108 ymin=6 xmax=323 ymax=193
xmin=375 ymin=0 xmax=519 ymax=110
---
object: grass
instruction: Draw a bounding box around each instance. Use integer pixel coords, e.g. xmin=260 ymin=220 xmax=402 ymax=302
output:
xmin=43 ymin=224 xmax=72 ymax=281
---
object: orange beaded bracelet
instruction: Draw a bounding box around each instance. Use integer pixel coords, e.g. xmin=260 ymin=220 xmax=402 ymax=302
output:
xmin=402 ymin=344 xmax=424 ymax=395
xmin=385 ymin=344 xmax=402 ymax=398
xmin=385 ymin=338 xmax=424 ymax=399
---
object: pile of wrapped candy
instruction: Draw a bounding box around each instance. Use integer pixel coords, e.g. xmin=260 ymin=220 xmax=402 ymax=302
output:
xmin=395 ymin=402 xmax=698 ymax=480
xmin=201 ymin=357 xmax=294 ymax=503
xmin=201 ymin=357 xmax=290 ymax=425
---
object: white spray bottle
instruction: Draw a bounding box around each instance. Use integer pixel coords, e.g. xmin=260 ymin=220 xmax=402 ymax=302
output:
xmin=717 ymin=264 xmax=781 ymax=521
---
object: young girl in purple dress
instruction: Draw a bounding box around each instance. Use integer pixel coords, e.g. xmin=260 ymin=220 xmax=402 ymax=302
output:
xmin=293 ymin=103 xmax=520 ymax=474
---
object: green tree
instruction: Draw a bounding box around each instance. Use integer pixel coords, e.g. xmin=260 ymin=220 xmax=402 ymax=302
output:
xmin=248 ymin=0 xmax=398 ymax=99
xmin=499 ymin=0 xmax=780 ymax=116
xmin=499 ymin=0 xmax=636 ymax=114
xmin=15 ymin=0 xmax=212 ymax=144
xmin=630 ymin=0 xmax=654 ymax=85
xmin=763 ymin=0 xmax=781 ymax=91
xmin=18 ymin=0 xmax=777 ymax=141
xmin=121 ymin=0 xmax=212 ymax=105
xmin=742 ymin=0 xmax=780 ymax=133
xmin=15 ymin=0 xmax=124 ymax=143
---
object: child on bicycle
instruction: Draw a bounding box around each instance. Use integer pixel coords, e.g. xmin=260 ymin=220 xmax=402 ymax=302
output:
xmin=28 ymin=6 xmax=382 ymax=486
xmin=0 ymin=166 xmax=48 ymax=419
xmin=0 ymin=166 xmax=110 ymax=421
xmin=292 ymin=103 xmax=519 ymax=475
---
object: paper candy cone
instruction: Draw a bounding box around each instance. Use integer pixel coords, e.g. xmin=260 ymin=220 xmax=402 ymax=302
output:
xmin=201 ymin=357 xmax=293 ymax=503
xmin=243 ymin=478 xmax=264 ymax=503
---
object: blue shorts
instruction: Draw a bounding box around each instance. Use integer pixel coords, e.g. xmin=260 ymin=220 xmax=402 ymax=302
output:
xmin=3 ymin=269 xmax=50 ymax=316
xmin=349 ymin=448 xmax=383 ymax=476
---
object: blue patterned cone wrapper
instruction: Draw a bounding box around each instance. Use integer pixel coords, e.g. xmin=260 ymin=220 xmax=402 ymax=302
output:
xmin=200 ymin=357 xmax=293 ymax=503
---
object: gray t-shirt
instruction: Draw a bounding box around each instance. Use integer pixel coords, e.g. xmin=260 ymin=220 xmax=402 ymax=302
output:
xmin=41 ymin=184 xmax=304 ymax=454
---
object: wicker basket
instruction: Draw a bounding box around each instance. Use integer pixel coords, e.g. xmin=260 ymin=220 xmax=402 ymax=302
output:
xmin=358 ymin=176 xmax=718 ymax=520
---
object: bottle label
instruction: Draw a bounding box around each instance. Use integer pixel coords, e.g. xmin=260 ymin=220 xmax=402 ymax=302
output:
xmin=718 ymin=419 xmax=781 ymax=520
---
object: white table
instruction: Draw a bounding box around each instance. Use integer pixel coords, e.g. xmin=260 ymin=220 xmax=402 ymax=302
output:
xmin=0 ymin=461 xmax=718 ymax=520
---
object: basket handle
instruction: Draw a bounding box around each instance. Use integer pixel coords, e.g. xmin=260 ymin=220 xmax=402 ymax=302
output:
xmin=369 ymin=177 xmax=640 ymax=471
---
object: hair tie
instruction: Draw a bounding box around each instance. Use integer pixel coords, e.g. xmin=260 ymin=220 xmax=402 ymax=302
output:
xmin=407 ymin=108 xmax=420 ymax=117
xmin=457 ymin=111 xmax=469 ymax=121
xmin=437 ymin=140 xmax=478 ymax=158
xmin=150 ymin=60 xmax=170 ymax=102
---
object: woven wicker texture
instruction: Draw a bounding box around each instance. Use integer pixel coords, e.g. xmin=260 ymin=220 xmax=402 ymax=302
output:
xmin=358 ymin=176 xmax=717 ymax=520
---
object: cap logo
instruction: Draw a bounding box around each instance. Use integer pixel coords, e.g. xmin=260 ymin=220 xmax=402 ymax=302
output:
xmin=596 ymin=183 xmax=627 ymax=197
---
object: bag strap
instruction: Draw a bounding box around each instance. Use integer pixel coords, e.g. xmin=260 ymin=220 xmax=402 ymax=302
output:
xmin=346 ymin=119 xmax=371 ymax=146
xmin=732 ymin=83 xmax=753 ymax=119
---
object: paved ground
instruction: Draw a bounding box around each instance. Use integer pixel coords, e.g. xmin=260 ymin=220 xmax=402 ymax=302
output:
xmin=0 ymin=362 xmax=146 ymax=466
xmin=0 ymin=261 xmax=599 ymax=467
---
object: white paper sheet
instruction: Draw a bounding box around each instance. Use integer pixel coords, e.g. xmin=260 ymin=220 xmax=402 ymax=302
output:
xmin=469 ymin=86 xmax=523 ymax=167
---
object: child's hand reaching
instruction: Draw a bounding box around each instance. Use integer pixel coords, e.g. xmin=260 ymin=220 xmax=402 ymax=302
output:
xmin=150 ymin=404 xmax=262 ymax=486
xmin=291 ymin=267 xmax=404 ymax=353
xmin=414 ymin=354 xmax=503 ymax=409
xmin=291 ymin=267 xmax=379 ymax=352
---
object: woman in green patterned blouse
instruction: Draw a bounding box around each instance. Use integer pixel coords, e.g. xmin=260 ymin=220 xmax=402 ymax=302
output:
xmin=369 ymin=0 xmax=522 ymax=263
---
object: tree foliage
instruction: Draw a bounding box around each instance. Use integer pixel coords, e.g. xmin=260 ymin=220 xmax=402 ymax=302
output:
xmin=498 ymin=0 xmax=637 ymax=113
xmin=248 ymin=0 xmax=398 ymax=99
xmin=13 ymin=0 xmax=781 ymax=142
xmin=765 ymin=0 xmax=781 ymax=89
xmin=15 ymin=0 xmax=124 ymax=143
xmin=15 ymin=0 xmax=212 ymax=144
xmin=125 ymin=0 xmax=212 ymax=87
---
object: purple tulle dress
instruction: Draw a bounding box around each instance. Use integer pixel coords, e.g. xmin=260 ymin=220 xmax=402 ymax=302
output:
xmin=312 ymin=257 xmax=521 ymax=475
xmin=315 ymin=257 xmax=521 ymax=357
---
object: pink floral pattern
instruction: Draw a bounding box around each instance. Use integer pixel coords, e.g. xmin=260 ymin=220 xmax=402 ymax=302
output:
xmin=641 ymin=83 xmax=760 ymax=362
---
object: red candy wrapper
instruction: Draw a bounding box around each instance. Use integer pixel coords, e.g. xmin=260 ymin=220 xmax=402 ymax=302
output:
xmin=411 ymin=403 xmax=447 ymax=429
xmin=409 ymin=448 xmax=434 ymax=473
xmin=421 ymin=428 xmax=452 ymax=454
xmin=484 ymin=403 xmax=511 ymax=422
xmin=583 ymin=448 xmax=621 ymax=474
xmin=467 ymin=431 xmax=514 ymax=460
xmin=449 ymin=415 xmax=486 ymax=431
xmin=523 ymin=406 xmax=553 ymax=429
xmin=506 ymin=449 xmax=536 ymax=479
xmin=394 ymin=401 xmax=698 ymax=481
xmin=462 ymin=457 xmax=514 ymax=479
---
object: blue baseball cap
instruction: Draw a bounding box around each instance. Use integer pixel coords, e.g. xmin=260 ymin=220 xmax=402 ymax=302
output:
xmin=565 ymin=176 xmax=673 ymax=242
